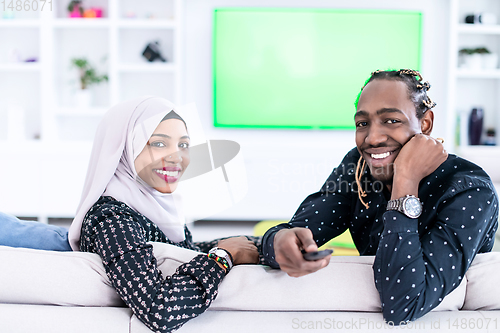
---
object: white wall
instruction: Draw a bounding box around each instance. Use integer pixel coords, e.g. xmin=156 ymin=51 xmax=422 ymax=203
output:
xmin=182 ymin=0 xmax=451 ymax=220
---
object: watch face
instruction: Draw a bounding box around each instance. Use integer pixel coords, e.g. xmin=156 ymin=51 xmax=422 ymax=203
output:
xmin=404 ymin=197 xmax=422 ymax=218
xmin=215 ymin=249 xmax=227 ymax=258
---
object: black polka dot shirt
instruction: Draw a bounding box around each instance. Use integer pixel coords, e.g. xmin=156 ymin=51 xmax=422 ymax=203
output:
xmin=80 ymin=196 xmax=262 ymax=333
xmin=263 ymin=148 xmax=499 ymax=324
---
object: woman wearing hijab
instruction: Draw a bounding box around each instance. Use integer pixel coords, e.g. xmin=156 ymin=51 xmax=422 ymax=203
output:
xmin=2 ymin=96 xmax=259 ymax=332
xmin=73 ymin=97 xmax=260 ymax=332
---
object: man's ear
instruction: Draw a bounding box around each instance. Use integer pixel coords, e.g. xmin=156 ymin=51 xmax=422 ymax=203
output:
xmin=421 ymin=110 xmax=434 ymax=135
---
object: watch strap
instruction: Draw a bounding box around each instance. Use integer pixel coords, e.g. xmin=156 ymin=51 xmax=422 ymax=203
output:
xmin=217 ymin=247 xmax=234 ymax=267
xmin=387 ymin=197 xmax=404 ymax=212
xmin=208 ymin=247 xmax=233 ymax=271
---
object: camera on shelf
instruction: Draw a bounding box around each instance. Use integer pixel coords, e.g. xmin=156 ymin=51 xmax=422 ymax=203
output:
xmin=465 ymin=12 xmax=497 ymax=25
xmin=142 ymin=41 xmax=167 ymax=62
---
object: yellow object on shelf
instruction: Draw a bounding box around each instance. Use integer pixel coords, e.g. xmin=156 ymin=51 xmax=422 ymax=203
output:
xmin=254 ymin=220 xmax=359 ymax=256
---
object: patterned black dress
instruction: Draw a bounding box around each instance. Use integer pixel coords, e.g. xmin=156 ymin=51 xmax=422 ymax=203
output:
xmin=80 ymin=196 xmax=262 ymax=333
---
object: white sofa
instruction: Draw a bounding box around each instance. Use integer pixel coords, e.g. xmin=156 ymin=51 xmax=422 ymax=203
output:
xmin=1 ymin=243 xmax=499 ymax=333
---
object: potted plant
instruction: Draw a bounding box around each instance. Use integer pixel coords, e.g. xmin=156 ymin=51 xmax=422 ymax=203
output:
xmin=459 ymin=47 xmax=482 ymax=69
xmin=68 ymin=1 xmax=84 ymax=18
xmin=71 ymin=57 xmax=108 ymax=108
xmin=476 ymin=47 xmax=499 ymax=69
xmin=459 ymin=47 xmax=498 ymax=70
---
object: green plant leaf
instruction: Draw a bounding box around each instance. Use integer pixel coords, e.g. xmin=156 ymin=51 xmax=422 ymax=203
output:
xmin=70 ymin=57 xmax=108 ymax=89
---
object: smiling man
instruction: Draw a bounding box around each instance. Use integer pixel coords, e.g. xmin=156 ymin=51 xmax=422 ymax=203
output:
xmin=262 ymin=69 xmax=499 ymax=324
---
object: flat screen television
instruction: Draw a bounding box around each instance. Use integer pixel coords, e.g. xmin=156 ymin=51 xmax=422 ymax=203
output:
xmin=213 ymin=8 xmax=422 ymax=129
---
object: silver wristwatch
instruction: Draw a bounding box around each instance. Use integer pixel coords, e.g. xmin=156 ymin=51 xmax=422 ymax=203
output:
xmin=208 ymin=247 xmax=233 ymax=270
xmin=387 ymin=195 xmax=422 ymax=219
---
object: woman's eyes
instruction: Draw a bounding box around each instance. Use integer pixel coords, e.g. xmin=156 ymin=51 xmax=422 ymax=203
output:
xmin=149 ymin=141 xmax=189 ymax=149
xmin=150 ymin=141 xmax=166 ymax=148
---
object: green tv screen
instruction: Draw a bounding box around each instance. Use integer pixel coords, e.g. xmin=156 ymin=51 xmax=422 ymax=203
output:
xmin=213 ymin=8 xmax=422 ymax=129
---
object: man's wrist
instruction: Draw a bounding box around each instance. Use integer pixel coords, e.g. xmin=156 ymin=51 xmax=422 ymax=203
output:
xmin=260 ymin=229 xmax=281 ymax=268
xmin=274 ymin=228 xmax=293 ymax=248
xmin=390 ymin=175 xmax=419 ymax=200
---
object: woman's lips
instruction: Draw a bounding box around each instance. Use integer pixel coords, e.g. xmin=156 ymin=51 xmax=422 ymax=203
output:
xmin=153 ymin=169 xmax=181 ymax=183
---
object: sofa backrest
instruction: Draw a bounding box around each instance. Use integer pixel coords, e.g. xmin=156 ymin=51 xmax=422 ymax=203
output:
xmin=0 ymin=244 xmax=499 ymax=312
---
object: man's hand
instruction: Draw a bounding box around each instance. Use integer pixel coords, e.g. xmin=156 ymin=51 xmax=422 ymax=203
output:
xmin=274 ymin=228 xmax=330 ymax=277
xmin=217 ymin=236 xmax=259 ymax=265
xmin=391 ymin=134 xmax=448 ymax=200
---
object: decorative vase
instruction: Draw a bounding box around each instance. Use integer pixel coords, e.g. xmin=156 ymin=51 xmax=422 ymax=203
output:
xmin=463 ymin=54 xmax=483 ymax=70
xmin=483 ymin=53 xmax=498 ymax=69
xmin=74 ymin=89 xmax=92 ymax=108
xmin=468 ymin=107 xmax=484 ymax=145
xmin=83 ymin=9 xmax=97 ymax=18
xmin=69 ymin=5 xmax=82 ymax=18
xmin=93 ymin=8 xmax=103 ymax=18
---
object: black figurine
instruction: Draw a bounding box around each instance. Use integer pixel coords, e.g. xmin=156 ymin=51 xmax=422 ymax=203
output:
xmin=142 ymin=41 xmax=167 ymax=62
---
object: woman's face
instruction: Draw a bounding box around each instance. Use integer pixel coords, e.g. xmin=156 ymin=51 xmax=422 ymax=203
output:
xmin=134 ymin=119 xmax=190 ymax=193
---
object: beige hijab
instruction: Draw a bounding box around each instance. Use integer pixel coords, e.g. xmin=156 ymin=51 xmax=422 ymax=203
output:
xmin=68 ymin=97 xmax=187 ymax=251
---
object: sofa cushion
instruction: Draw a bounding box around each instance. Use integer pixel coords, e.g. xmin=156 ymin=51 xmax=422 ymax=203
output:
xmin=210 ymin=255 xmax=466 ymax=312
xmin=0 ymin=245 xmax=124 ymax=306
xmin=0 ymin=304 xmax=132 ymax=333
xmin=212 ymin=255 xmax=381 ymax=311
xmin=173 ymin=310 xmax=500 ymax=333
xmin=0 ymin=243 xmax=199 ymax=307
xmin=0 ymin=243 xmax=484 ymax=312
xmin=463 ymin=252 xmax=500 ymax=310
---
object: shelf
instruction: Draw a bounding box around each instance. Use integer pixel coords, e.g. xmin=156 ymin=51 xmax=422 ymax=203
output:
xmin=117 ymin=19 xmax=176 ymax=29
xmin=117 ymin=63 xmax=176 ymax=73
xmin=457 ymin=145 xmax=500 ymax=154
xmin=458 ymin=24 xmax=500 ymax=35
xmin=457 ymin=145 xmax=500 ymax=181
xmin=0 ymin=63 xmax=40 ymax=72
xmin=0 ymin=19 xmax=40 ymax=27
xmin=456 ymin=69 xmax=500 ymax=78
xmin=0 ymin=0 xmax=183 ymax=222
xmin=55 ymin=107 xmax=108 ymax=117
xmin=0 ymin=140 xmax=93 ymax=153
xmin=52 ymin=19 xmax=176 ymax=29
xmin=53 ymin=18 xmax=110 ymax=28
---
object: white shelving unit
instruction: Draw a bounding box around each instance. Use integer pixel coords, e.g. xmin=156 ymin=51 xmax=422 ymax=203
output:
xmin=457 ymin=23 xmax=500 ymax=34
xmin=0 ymin=0 xmax=183 ymax=222
xmin=0 ymin=62 xmax=41 ymax=71
xmin=0 ymin=0 xmax=183 ymax=143
xmin=448 ymin=0 xmax=500 ymax=182
xmin=456 ymin=69 xmax=500 ymax=79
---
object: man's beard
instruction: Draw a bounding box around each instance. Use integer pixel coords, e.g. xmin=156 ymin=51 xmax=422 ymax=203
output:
xmin=368 ymin=164 xmax=394 ymax=186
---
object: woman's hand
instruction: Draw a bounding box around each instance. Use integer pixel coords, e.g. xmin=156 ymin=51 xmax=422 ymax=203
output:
xmin=217 ymin=236 xmax=259 ymax=265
